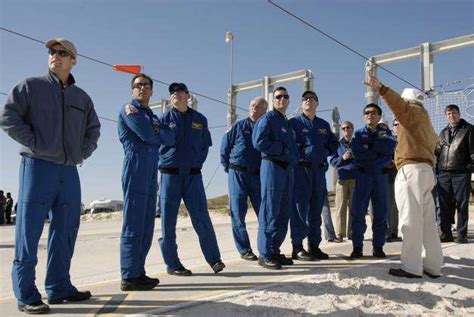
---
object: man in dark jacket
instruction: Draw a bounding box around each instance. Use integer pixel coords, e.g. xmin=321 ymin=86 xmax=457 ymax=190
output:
xmin=435 ymin=104 xmax=473 ymax=244
xmin=5 ymin=192 xmax=14 ymax=225
xmin=0 ymin=38 xmax=100 ymax=314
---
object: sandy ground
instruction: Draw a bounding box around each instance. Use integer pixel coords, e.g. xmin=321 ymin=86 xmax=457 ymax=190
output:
xmin=160 ymin=243 xmax=473 ymax=317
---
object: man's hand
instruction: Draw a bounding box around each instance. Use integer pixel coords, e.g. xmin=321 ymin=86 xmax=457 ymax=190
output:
xmin=364 ymin=76 xmax=383 ymax=90
xmin=342 ymin=151 xmax=352 ymax=160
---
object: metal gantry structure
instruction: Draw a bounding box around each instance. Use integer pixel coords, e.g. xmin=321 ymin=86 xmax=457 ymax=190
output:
xmin=365 ymin=34 xmax=474 ymax=104
xmin=227 ymin=69 xmax=314 ymax=126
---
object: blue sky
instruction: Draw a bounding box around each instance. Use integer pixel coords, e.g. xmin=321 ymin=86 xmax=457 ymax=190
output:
xmin=1 ymin=0 xmax=473 ymax=205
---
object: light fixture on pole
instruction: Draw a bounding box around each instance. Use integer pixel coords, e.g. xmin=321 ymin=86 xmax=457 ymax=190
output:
xmin=225 ymin=31 xmax=236 ymax=127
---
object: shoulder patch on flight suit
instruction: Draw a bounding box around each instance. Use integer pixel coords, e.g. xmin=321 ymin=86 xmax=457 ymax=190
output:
xmin=318 ymin=128 xmax=328 ymax=134
xmin=192 ymin=122 xmax=203 ymax=129
xmin=125 ymin=104 xmax=138 ymax=115
xmin=377 ymin=130 xmax=388 ymax=139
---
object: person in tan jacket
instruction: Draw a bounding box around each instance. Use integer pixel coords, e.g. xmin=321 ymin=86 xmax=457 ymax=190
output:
xmin=365 ymin=76 xmax=443 ymax=279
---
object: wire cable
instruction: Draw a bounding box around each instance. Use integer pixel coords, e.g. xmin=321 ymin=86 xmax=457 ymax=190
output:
xmin=0 ymin=27 xmax=249 ymax=113
xmin=267 ymin=0 xmax=424 ymax=91
xmin=205 ymin=161 xmax=223 ymax=190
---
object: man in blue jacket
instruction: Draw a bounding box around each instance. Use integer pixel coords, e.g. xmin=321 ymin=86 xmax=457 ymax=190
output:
xmin=350 ymin=104 xmax=396 ymax=259
xmin=159 ymin=82 xmax=225 ymax=276
xmin=118 ymin=73 xmax=174 ymax=291
xmin=221 ymin=97 xmax=268 ymax=261
xmin=252 ymin=87 xmax=299 ymax=270
xmin=330 ymin=121 xmax=356 ymax=243
xmin=289 ymin=90 xmax=338 ymax=261
xmin=0 ymin=38 xmax=100 ymax=314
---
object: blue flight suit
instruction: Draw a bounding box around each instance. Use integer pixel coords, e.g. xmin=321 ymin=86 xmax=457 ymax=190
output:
xmin=158 ymin=107 xmax=221 ymax=271
xmin=351 ymin=125 xmax=396 ymax=249
xmin=288 ymin=114 xmax=338 ymax=247
xmin=221 ymin=118 xmax=261 ymax=254
xmin=118 ymin=99 xmax=174 ymax=280
xmin=252 ymin=110 xmax=299 ymax=258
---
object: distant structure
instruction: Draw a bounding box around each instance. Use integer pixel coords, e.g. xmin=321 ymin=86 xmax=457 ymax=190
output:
xmin=89 ymin=199 xmax=124 ymax=214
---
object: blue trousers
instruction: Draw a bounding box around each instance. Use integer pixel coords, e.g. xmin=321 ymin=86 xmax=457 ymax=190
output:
xmin=351 ymin=172 xmax=388 ymax=249
xmin=291 ymin=165 xmax=326 ymax=246
xmin=257 ymin=160 xmax=293 ymax=258
xmin=228 ymin=169 xmax=260 ymax=254
xmin=437 ymin=171 xmax=470 ymax=238
xmin=120 ymin=150 xmax=158 ymax=279
xmin=12 ymin=157 xmax=80 ymax=305
xmin=159 ymin=172 xmax=221 ymax=271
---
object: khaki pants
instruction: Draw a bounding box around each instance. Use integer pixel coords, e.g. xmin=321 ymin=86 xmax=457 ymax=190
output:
xmin=334 ymin=178 xmax=355 ymax=238
xmin=395 ymin=163 xmax=443 ymax=276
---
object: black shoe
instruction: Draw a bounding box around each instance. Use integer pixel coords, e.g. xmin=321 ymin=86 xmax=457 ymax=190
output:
xmin=423 ymin=270 xmax=441 ymax=279
xmin=454 ymin=236 xmax=468 ymax=244
xmin=292 ymin=249 xmax=316 ymax=261
xmin=140 ymin=274 xmax=160 ymax=285
xmin=167 ymin=265 xmax=192 ymax=276
xmin=121 ymin=276 xmax=158 ymax=291
xmin=211 ymin=261 xmax=226 ymax=274
xmin=388 ymin=268 xmax=421 ymax=278
xmin=275 ymin=254 xmax=294 ymax=265
xmin=440 ymin=233 xmax=454 ymax=243
xmin=350 ymin=247 xmax=363 ymax=259
xmin=48 ymin=290 xmax=91 ymax=304
xmin=373 ymin=247 xmax=386 ymax=258
xmin=258 ymin=257 xmax=282 ymax=270
xmin=240 ymin=250 xmax=258 ymax=261
xmin=309 ymin=247 xmax=329 ymax=260
xmin=18 ymin=300 xmax=50 ymax=314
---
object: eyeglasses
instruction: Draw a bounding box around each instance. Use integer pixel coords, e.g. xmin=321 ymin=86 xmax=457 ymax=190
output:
xmin=341 ymin=126 xmax=352 ymax=130
xmin=274 ymin=94 xmax=289 ymax=100
xmin=170 ymin=88 xmax=187 ymax=95
xmin=364 ymin=110 xmax=378 ymax=116
xmin=132 ymin=82 xmax=152 ymax=89
xmin=48 ymin=48 xmax=71 ymax=58
xmin=302 ymin=96 xmax=318 ymax=102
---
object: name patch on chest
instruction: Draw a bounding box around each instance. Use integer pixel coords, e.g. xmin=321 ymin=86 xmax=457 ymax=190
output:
xmin=192 ymin=122 xmax=203 ymax=129
xmin=318 ymin=128 xmax=328 ymax=135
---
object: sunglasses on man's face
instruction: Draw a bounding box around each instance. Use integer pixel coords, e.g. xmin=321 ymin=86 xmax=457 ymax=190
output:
xmin=48 ymin=48 xmax=71 ymax=58
xmin=170 ymin=89 xmax=187 ymax=95
xmin=302 ymin=96 xmax=318 ymax=102
xmin=274 ymin=94 xmax=289 ymax=100
xmin=133 ymin=82 xmax=152 ymax=89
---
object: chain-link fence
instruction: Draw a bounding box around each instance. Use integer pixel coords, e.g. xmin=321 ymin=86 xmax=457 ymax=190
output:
xmin=382 ymin=78 xmax=474 ymax=132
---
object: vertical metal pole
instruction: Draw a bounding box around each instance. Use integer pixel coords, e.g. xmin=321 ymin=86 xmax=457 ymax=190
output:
xmin=421 ymin=42 xmax=434 ymax=93
xmin=226 ymin=32 xmax=236 ymax=127
xmin=365 ymin=59 xmax=379 ymax=104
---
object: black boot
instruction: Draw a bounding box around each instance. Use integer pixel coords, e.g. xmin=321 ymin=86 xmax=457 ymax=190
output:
xmin=350 ymin=247 xmax=363 ymax=259
xmin=308 ymin=242 xmax=329 ymax=260
xmin=292 ymin=244 xmax=316 ymax=261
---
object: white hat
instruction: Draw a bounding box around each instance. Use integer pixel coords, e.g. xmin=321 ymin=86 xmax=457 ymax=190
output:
xmin=401 ymin=88 xmax=424 ymax=103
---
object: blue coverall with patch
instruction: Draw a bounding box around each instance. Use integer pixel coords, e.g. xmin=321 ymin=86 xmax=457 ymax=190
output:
xmin=288 ymin=114 xmax=338 ymax=247
xmin=221 ymin=118 xmax=261 ymax=254
xmin=118 ymin=99 xmax=174 ymax=280
xmin=351 ymin=125 xmax=396 ymax=249
xmin=252 ymin=110 xmax=299 ymax=258
xmin=158 ymin=107 xmax=221 ymax=271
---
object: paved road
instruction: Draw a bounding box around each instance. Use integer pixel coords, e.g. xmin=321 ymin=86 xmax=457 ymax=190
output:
xmin=0 ymin=207 xmax=472 ymax=316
